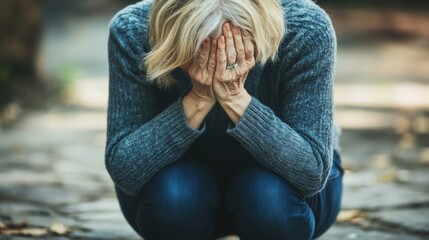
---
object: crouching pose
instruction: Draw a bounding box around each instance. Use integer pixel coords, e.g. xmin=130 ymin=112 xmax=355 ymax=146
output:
xmin=105 ymin=0 xmax=344 ymax=239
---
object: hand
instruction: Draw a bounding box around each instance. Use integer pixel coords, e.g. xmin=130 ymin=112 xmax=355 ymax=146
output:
xmin=213 ymin=22 xmax=255 ymax=103
xmin=186 ymin=37 xmax=218 ymax=104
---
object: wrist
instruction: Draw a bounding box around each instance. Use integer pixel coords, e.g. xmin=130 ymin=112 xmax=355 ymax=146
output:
xmin=182 ymin=92 xmax=215 ymax=130
xmin=185 ymin=91 xmax=216 ymax=111
xmin=218 ymin=90 xmax=252 ymax=125
xmin=218 ymin=90 xmax=251 ymax=107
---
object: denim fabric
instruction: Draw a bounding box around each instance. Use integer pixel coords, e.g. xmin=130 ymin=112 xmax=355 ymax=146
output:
xmin=114 ymin=148 xmax=344 ymax=240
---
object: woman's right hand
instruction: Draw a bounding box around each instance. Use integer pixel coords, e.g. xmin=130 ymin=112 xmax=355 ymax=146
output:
xmin=182 ymin=37 xmax=219 ymax=129
xmin=186 ymin=37 xmax=218 ymax=104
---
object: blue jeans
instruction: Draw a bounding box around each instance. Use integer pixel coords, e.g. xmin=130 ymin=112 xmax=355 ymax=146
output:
xmin=114 ymin=146 xmax=344 ymax=240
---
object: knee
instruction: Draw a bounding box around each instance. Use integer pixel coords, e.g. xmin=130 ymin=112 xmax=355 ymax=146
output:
xmin=136 ymin=159 xmax=220 ymax=238
xmin=227 ymin=166 xmax=315 ymax=240
xmin=141 ymin=160 xmax=219 ymax=222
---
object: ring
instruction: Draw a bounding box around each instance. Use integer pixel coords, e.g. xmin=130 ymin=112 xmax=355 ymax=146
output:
xmin=226 ymin=62 xmax=238 ymax=69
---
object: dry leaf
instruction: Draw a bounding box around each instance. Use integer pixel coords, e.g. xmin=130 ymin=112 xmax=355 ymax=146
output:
xmin=50 ymin=221 xmax=72 ymax=235
xmin=336 ymin=210 xmax=365 ymax=223
xmin=393 ymin=115 xmax=410 ymax=134
xmin=369 ymin=154 xmax=391 ymax=169
xmin=377 ymin=168 xmax=397 ymax=183
xmin=419 ymin=148 xmax=429 ymax=165
xmin=397 ymin=132 xmax=416 ymax=150
xmin=412 ymin=115 xmax=429 ymax=133
xmin=1 ymin=228 xmax=48 ymax=236
xmin=0 ymin=220 xmax=49 ymax=237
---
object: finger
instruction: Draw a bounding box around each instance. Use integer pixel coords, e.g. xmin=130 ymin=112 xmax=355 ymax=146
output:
xmin=230 ymin=23 xmax=245 ymax=66
xmin=223 ymin=22 xmax=236 ymax=65
xmin=215 ymin=35 xmax=226 ymax=79
xmin=194 ymin=37 xmax=211 ymax=67
xmin=242 ymin=30 xmax=255 ymax=65
xmin=207 ymin=37 xmax=217 ymax=78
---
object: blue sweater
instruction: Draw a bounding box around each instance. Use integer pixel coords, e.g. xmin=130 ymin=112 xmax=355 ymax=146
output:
xmin=105 ymin=0 xmax=342 ymax=197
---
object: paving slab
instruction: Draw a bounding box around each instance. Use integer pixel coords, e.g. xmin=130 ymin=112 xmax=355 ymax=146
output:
xmin=319 ymin=225 xmax=427 ymax=240
xmin=62 ymin=199 xmax=119 ymax=214
xmin=404 ymin=168 xmax=429 ymax=187
xmin=370 ymin=208 xmax=429 ymax=233
xmin=342 ymin=183 xmax=429 ymax=210
xmin=0 ymin=186 xmax=89 ymax=206
xmin=0 ymin=170 xmax=58 ymax=186
xmin=0 ymin=151 xmax=54 ymax=172
xmin=69 ymin=220 xmax=141 ymax=240
xmin=0 ymin=202 xmax=54 ymax=216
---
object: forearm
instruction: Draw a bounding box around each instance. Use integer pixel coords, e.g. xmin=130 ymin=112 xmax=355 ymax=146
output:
xmin=182 ymin=91 xmax=216 ymax=129
xmin=225 ymin=97 xmax=332 ymax=197
xmin=218 ymin=90 xmax=252 ymax=125
xmin=106 ymin=97 xmax=206 ymax=196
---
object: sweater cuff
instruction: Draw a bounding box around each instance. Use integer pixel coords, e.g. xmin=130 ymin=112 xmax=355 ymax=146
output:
xmin=175 ymin=96 xmax=207 ymax=137
xmin=226 ymin=96 xmax=273 ymax=142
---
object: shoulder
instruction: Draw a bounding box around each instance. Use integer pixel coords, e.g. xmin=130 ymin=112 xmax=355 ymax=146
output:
xmin=277 ymin=0 xmax=336 ymax=58
xmin=281 ymin=0 xmax=333 ymax=30
xmin=108 ymin=0 xmax=153 ymax=52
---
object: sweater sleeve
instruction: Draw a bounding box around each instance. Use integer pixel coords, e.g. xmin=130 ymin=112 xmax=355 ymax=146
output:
xmin=226 ymin=12 xmax=336 ymax=197
xmin=104 ymin=13 xmax=206 ymax=196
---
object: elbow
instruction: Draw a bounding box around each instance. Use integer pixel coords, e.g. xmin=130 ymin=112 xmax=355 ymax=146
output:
xmin=297 ymin=171 xmax=325 ymax=198
xmin=297 ymin=152 xmax=331 ymax=198
xmin=105 ymin=149 xmax=142 ymax=196
xmin=298 ymin=175 xmax=326 ymax=198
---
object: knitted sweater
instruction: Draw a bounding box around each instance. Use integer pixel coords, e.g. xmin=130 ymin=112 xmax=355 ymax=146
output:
xmin=105 ymin=0 xmax=342 ymax=198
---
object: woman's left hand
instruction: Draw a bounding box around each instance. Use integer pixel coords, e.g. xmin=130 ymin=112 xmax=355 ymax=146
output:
xmin=213 ymin=22 xmax=255 ymax=103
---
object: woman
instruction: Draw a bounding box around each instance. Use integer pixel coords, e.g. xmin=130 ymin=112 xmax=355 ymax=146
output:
xmin=105 ymin=0 xmax=344 ymax=239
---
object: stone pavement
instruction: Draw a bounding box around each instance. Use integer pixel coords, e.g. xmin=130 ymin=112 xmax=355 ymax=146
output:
xmin=1 ymin=7 xmax=429 ymax=240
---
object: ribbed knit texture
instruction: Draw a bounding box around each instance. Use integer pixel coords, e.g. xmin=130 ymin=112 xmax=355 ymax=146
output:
xmin=105 ymin=0 xmax=342 ymax=197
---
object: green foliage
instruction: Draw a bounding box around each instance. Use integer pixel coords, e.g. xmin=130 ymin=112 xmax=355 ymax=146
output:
xmin=0 ymin=65 xmax=10 ymax=86
xmin=54 ymin=64 xmax=80 ymax=100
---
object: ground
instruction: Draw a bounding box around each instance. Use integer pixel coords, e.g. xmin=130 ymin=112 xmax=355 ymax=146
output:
xmin=1 ymin=6 xmax=429 ymax=240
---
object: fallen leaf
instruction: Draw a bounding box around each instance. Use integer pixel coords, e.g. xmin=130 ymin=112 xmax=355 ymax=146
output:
xmin=397 ymin=132 xmax=416 ymax=150
xmin=419 ymin=148 xmax=429 ymax=165
xmin=369 ymin=154 xmax=392 ymax=169
xmin=393 ymin=115 xmax=411 ymax=134
xmin=336 ymin=210 xmax=365 ymax=223
xmin=50 ymin=221 xmax=72 ymax=235
xmin=412 ymin=115 xmax=429 ymax=133
xmin=377 ymin=167 xmax=397 ymax=183
xmin=1 ymin=228 xmax=48 ymax=236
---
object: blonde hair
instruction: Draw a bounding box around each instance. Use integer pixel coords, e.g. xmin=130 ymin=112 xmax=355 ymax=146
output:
xmin=142 ymin=0 xmax=285 ymax=89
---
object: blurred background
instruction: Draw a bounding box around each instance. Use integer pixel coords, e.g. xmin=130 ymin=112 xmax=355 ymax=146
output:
xmin=0 ymin=0 xmax=428 ymax=239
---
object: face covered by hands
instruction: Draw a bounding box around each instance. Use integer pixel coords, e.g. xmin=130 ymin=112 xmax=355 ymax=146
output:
xmin=184 ymin=21 xmax=255 ymax=113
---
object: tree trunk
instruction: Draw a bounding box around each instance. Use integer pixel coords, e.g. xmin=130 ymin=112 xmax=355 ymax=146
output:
xmin=0 ymin=0 xmax=47 ymax=111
